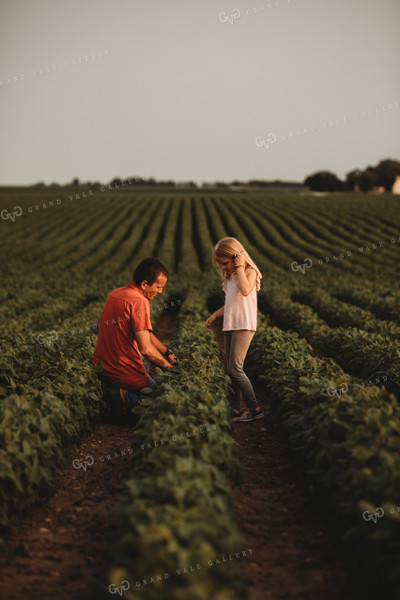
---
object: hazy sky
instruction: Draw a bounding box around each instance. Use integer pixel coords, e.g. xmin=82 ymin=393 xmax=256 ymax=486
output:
xmin=0 ymin=0 xmax=399 ymax=186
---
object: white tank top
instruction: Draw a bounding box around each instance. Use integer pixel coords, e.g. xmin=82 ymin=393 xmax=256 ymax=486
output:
xmin=222 ymin=266 xmax=260 ymax=331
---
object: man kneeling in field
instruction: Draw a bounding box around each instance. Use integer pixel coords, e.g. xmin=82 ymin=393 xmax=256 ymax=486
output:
xmin=93 ymin=258 xmax=175 ymax=423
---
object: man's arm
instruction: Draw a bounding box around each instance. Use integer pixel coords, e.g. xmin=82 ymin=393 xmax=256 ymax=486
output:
xmin=135 ymin=330 xmax=171 ymax=368
xmin=150 ymin=332 xmax=176 ymax=363
xmin=149 ymin=332 xmax=167 ymax=354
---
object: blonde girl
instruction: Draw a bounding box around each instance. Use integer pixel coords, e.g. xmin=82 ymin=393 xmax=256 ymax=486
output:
xmin=205 ymin=237 xmax=264 ymax=422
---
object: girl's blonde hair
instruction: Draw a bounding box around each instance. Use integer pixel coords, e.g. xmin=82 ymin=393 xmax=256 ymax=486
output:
xmin=212 ymin=237 xmax=262 ymax=281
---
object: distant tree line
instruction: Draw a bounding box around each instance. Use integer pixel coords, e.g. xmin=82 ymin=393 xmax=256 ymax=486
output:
xmin=32 ymin=176 xmax=305 ymax=190
xmin=304 ymin=159 xmax=400 ymax=192
xmin=211 ymin=179 xmax=303 ymax=189
xmin=32 ymin=176 xmax=195 ymax=188
xmin=31 ymin=158 xmax=400 ymax=191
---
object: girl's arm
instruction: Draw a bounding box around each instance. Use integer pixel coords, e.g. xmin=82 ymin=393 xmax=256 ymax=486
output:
xmin=233 ymin=256 xmax=257 ymax=295
xmin=236 ymin=267 xmax=257 ymax=295
xmin=205 ymin=305 xmax=224 ymax=328
xmin=213 ymin=305 xmax=224 ymax=317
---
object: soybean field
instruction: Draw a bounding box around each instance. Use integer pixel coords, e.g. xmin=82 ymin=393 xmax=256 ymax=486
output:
xmin=1 ymin=186 xmax=400 ymax=600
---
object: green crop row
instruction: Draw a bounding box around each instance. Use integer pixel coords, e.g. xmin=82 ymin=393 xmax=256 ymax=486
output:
xmin=258 ymin=286 xmax=400 ymax=398
xmin=250 ymin=319 xmax=400 ymax=593
xmin=293 ymin=286 xmax=400 ymax=339
xmin=331 ymin=284 xmax=400 ymax=326
xmin=107 ymin=282 xmax=253 ymax=600
xmin=0 ymin=332 xmax=103 ymax=532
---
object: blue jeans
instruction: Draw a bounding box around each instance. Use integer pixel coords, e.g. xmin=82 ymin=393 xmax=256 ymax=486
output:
xmin=126 ymin=375 xmax=158 ymax=407
xmin=141 ymin=355 xmax=151 ymax=374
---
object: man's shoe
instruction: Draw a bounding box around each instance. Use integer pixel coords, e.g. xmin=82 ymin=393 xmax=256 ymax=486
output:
xmin=235 ymin=406 xmax=264 ymax=422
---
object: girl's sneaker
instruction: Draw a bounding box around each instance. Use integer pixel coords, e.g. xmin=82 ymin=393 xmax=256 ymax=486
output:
xmin=235 ymin=406 xmax=264 ymax=422
xmin=231 ymin=408 xmax=247 ymax=421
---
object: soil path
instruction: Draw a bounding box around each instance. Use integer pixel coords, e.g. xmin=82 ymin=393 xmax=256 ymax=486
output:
xmin=0 ymin=314 xmax=177 ymax=600
xmin=212 ymin=319 xmax=361 ymax=600
xmin=0 ymin=424 xmax=136 ymax=600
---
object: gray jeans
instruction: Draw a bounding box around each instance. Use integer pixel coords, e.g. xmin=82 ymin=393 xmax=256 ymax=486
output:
xmin=223 ymin=330 xmax=258 ymax=411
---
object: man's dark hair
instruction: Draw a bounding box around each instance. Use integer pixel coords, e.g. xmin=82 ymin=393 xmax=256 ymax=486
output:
xmin=133 ymin=258 xmax=169 ymax=286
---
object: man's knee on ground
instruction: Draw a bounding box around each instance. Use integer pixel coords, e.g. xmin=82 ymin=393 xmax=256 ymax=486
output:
xmin=146 ymin=376 xmax=158 ymax=390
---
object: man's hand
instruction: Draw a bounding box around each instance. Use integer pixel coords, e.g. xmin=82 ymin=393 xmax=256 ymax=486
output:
xmin=164 ymin=348 xmax=176 ymax=363
xmin=136 ymin=330 xmax=171 ymax=368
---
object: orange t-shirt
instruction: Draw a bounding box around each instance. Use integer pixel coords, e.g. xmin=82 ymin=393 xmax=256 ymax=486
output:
xmin=93 ymin=282 xmax=153 ymax=389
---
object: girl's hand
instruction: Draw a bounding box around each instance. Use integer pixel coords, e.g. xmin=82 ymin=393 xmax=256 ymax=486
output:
xmin=205 ymin=313 xmax=216 ymax=329
xmin=233 ymin=252 xmax=246 ymax=269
